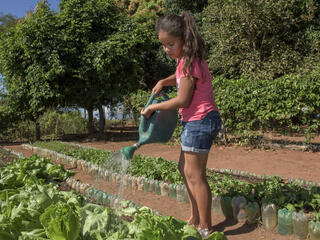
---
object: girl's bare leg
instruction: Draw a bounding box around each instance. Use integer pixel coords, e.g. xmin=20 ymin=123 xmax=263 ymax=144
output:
xmin=178 ymin=151 xmax=199 ymax=227
xmin=183 ymin=151 xmax=212 ymax=230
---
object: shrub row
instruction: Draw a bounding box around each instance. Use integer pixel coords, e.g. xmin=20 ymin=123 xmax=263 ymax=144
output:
xmin=126 ymin=71 xmax=320 ymax=144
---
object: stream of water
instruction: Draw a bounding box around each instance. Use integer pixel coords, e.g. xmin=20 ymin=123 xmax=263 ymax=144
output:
xmin=95 ymin=151 xmax=131 ymax=208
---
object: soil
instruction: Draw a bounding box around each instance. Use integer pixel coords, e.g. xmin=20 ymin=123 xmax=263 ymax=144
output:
xmin=2 ymin=128 xmax=320 ymax=240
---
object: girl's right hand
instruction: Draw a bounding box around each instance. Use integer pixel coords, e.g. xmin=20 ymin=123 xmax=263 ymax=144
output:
xmin=152 ymin=80 xmax=164 ymax=94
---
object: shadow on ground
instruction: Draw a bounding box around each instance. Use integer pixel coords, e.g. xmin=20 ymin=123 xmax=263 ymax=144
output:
xmin=213 ymin=218 xmax=258 ymax=237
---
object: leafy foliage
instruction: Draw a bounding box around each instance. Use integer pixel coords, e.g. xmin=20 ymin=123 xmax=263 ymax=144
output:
xmin=0 ymin=153 xmax=227 ymax=239
xmin=0 ymin=13 xmax=18 ymax=33
xmin=202 ymin=0 xmax=320 ymax=80
xmin=212 ymin=71 xmax=320 ymax=142
xmin=0 ymin=5 xmax=61 ymax=123
xmin=39 ymin=109 xmax=87 ymax=138
xmin=40 ymin=202 xmax=80 ymax=240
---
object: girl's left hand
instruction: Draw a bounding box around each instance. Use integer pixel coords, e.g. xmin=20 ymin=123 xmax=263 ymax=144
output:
xmin=141 ymin=106 xmax=155 ymax=118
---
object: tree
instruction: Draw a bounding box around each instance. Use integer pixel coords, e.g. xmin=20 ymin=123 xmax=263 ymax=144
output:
xmin=0 ymin=13 xmax=18 ymax=33
xmin=0 ymin=2 xmax=62 ymax=140
xmin=57 ymin=0 xmax=150 ymax=134
xmin=202 ymin=0 xmax=320 ymax=80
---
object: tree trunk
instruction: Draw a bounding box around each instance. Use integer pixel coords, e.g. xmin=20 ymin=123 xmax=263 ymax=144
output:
xmin=98 ymin=103 xmax=105 ymax=134
xmin=87 ymin=106 xmax=94 ymax=135
xmin=35 ymin=121 xmax=41 ymax=141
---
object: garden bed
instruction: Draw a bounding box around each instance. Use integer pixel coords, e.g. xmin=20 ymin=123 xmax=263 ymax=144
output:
xmin=6 ymin=142 xmax=318 ymax=239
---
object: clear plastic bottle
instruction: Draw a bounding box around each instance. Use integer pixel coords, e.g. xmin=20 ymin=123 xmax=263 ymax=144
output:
xmin=137 ymin=177 xmax=145 ymax=191
xmin=83 ymin=161 xmax=88 ymax=172
xmin=309 ymin=220 xmax=320 ymax=240
xmin=221 ymin=196 xmax=233 ymax=219
xmin=89 ymin=165 xmax=98 ymax=177
xmin=212 ymin=196 xmax=222 ymax=215
xmin=70 ymin=158 xmax=77 ymax=168
xmin=80 ymin=160 xmax=86 ymax=171
xmin=237 ymin=206 xmax=248 ymax=223
xmin=104 ymin=169 xmax=110 ymax=181
xmin=98 ymin=167 xmax=104 ymax=179
xmin=176 ymin=185 xmax=185 ymax=202
xmin=149 ymin=180 xmax=155 ymax=192
xmin=102 ymin=192 xmax=110 ymax=205
xmin=184 ymin=188 xmax=190 ymax=203
xmin=131 ymin=176 xmax=139 ymax=190
xmin=86 ymin=187 xmax=95 ymax=198
xmin=277 ymin=208 xmax=293 ymax=235
xmin=79 ymin=183 xmax=89 ymax=194
xmin=66 ymin=177 xmax=73 ymax=187
xmin=75 ymin=181 xmax=81 ymax=192
xmin=71 ymin=180 xmax=77 ymax=190
xmin=292 ymin=211 xmax=308 ymax=239
xmin=231 ymin=196 xmax=247 ymax=222
xmin=95 ymin=190 xmax=104 ymax=204
xmin=77 ymin=160 xmax=82 ymax=170
xmin=155 ymin=180 xmax=161 ymax=195
xmin=261 ymin=203 xmax=277 ymax=231
xmin=160 ymin=182 xmax=169 ymax=197
xmin=143 ymin=178 xmax=150 ymax=192
xmin=122 ymin=174 xmax=130 ymax=187
xmin=169 ymin=183 xmax=177 ymax=199
xmin=246 ymin=202 xmax=260 ymax=225
xmin=128 ymin=176 xmax=133 ymax=188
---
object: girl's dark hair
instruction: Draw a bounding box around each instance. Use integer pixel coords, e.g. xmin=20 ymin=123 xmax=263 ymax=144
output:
xmin=155 ymin=11 xmax=205 ymax=76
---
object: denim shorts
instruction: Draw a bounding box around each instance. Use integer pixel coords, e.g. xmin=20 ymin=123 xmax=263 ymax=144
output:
xmin=181 ymin=111 xmax=222 ymax=153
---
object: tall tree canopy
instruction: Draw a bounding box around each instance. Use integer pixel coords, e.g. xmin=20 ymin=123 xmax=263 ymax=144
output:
xmin=0 ymin=2 xmax=62 ymax=139
xmin=0 ymin=0 xmax=152 ymax=137
xmin=57 ymin=0 xmax=151 ymax=133
xmin=0 ymin=13 xmax=18 ymax=33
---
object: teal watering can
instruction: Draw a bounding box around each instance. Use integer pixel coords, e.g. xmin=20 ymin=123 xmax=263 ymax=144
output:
xmin=120 ymin=92 xmax=177 ymax=160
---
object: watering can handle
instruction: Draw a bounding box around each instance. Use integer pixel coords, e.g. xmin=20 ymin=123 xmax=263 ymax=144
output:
xmin=141 ymin=91 xmax=169 ymax=132
xmin=144 ymin=91 xmax=169 ymax=109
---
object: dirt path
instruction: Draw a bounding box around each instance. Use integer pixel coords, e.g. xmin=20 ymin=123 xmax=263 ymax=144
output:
xmin=3 ymin=142 xmax=319 ymax=240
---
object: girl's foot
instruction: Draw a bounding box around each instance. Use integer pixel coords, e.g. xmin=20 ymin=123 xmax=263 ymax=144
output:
xmin=187 ymin=217 xmax=199 ymax=228
xmin=197 ymin=227 xmax=214 ymax=239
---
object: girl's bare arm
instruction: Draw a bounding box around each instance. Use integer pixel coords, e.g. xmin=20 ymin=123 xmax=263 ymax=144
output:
xmin=152 ymin=74 xmax=176 ymax=94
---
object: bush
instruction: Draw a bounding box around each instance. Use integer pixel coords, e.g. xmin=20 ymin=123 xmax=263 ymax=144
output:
xmin=202 ymin=0 xmax=320 ymax=80
xmin=0 ymin=109 xmax=87 ymax=142
xmin=213 ymin=70 xmax=320 ymax=143
xmin=39 ymin=109 xmax=87 ymax=139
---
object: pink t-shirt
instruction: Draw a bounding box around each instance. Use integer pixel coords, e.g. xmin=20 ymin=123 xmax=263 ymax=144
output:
xmin=176 ymin=57 xmax=219 ymax=121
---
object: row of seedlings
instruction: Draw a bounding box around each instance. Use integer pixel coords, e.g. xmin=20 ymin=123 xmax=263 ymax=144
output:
xmin=23 ymin=143 xmax=320 ymax=239
xmin=23 ymin=144 xmax=191 ymax=203
xmin=210 ymin=167 xmax=320 ymax=188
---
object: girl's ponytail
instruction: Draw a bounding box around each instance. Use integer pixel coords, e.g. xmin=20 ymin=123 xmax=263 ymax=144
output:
xmin=181 ymin=12 xmax=205 ymax=76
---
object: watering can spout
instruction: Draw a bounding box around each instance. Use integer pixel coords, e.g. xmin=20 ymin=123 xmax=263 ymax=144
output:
xmin=120 ymin=143 xmax=140 ymax=160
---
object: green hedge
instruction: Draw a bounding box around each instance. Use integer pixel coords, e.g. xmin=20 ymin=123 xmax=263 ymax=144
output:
xmin=125 ymin=71 xmax=320 ymax=144
xmin=213 ymin=70 xmax=320 ymax=142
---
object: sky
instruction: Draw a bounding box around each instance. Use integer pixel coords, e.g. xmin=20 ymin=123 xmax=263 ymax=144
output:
xmin=0 ymin=0 xmax=60 ymax=18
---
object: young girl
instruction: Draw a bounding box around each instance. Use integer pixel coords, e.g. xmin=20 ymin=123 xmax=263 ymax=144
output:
xmin=141 ymin=12 xmax=221 ymax=238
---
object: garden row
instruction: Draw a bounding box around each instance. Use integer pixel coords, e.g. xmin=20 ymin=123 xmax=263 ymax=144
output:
xmin=24 ymin=141 xmax=320 ymax=239
xmin=0 ymin=148 xmax=226 ymax=240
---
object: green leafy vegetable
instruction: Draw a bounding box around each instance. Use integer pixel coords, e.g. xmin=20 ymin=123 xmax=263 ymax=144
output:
xmin=40 ymin=202 xmax=80 ymax=240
